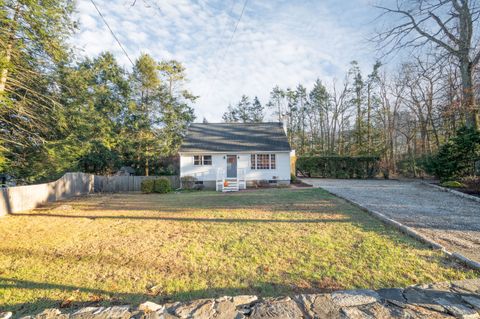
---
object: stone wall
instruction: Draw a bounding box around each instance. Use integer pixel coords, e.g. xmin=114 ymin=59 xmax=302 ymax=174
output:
xmin=5 ymin=279 xmax=480 ymax=319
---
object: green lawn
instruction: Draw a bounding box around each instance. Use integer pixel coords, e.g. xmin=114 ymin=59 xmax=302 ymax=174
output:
xmin=0 ymin=188 xmax=477 ymax=315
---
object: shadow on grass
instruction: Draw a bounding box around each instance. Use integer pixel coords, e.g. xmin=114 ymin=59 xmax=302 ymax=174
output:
xmin=9 ymin=212 xmax=351 ymax=223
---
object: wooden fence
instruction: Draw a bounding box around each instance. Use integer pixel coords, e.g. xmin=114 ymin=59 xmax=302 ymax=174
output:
xmin=93 ymin=175 xmax=180 ymax=192
xmin=0 ymin=173 xmax=180 ymax=216
xmin=0 ymin=173 xmax=94 ymax=216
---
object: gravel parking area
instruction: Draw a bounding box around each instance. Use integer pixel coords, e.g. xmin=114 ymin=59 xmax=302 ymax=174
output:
xmin=303 ymin=179 xmax=480 ymax=264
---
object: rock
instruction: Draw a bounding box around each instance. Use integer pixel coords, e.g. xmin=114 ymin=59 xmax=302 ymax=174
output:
xmin=403 ymin=288 xmax=452 ymax=313
xmin=138 ymin=302 xmax=164 ymax=313
xmin=462 ymin=296 xmax=480 ymax=310
xmin=231 ymin=295 xmax=258 ymax=307
xmin=357 ymin=302 xmax=398 ymax=319
xmin=172 ymin=299 xmax=213 ymax=319
xmin=214 ymin=298 xmax=239 ymax=319
xmin=34 ymin=309 xmax=65 ymax=319
xmin=434 ymin=298 xmax=479 ymax=319
xmin=331 ymin=290 xmax=380 ymax=307
xmin=341 ymin=307 xmax=372 ymax=319
xmin=71 ymin=307 xmax=104 ymax=318
xmin=0 ymin=312 xmax=12 ymax=319
xmin=249 ymin=297 xmax=303 ymax=319
xmin=135 ymin=311 xmax=161 ymax=319
xmin=189 ymin=300 xmax=215 ymax=319
xmin=452 ymin=279 xmax=480 ymax=294
xmin=93 ymin=306 xmax=131 ymax=319
xmin=377 ymin=288 xmax=406 ymax=305
xmin=399 ymin=304 xmax=452 ymax=319
xmin=294 ymin=294 xmax=341 ymax=319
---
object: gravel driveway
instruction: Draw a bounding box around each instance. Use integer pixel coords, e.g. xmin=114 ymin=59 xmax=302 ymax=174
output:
xmin=302 ymin=179 xmax=480 ymax=264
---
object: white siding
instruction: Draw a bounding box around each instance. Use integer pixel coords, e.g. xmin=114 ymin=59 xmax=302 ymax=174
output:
xmin=179 ymin=154 xmax=224 ymax=180
xmin=180 ymin=152 xmax=291 ymax=181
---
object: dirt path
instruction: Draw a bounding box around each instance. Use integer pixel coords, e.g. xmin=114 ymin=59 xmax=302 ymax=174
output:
xmin=303 ymin=179 xmax=480 ymax=264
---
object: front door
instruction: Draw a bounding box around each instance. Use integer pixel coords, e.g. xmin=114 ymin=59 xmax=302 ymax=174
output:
xmin=226 ymin=155 xmax=237 ymax=178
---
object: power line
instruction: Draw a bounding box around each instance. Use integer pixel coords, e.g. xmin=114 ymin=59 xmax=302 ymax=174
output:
xmin=90 ymin=0 xmax=135 ymax=66
xmin=221 ymin=0 xmax=248 ymax=63
xmin=203 ymin=0 xmax=249 ymax=101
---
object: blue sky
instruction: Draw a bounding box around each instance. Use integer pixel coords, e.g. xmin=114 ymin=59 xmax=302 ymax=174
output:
xmin=74 ymin=0 xmax=381 ymax=121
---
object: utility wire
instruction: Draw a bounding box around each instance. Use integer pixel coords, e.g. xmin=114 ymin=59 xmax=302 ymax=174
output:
xmin=203 ymin=0 xmax=248 ymax=101
xmin=90 ymin=0 xmax=135 ymax=66
xmin=220 ymin=0 xmax=248 ymax=63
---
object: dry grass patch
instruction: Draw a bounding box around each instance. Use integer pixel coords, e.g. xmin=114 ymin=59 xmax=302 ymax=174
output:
xmin=0 ymin=188 xmax=477 ymax=315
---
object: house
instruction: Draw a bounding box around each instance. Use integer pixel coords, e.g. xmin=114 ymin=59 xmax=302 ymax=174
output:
xmin=115 ymin=166 xmax=136 ymax=176
xmin=179 ymin=122 xmax=292 ymax=192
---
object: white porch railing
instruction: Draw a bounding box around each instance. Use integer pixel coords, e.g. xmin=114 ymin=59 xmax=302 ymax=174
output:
xmin=238 ymin=168 xmax=246 ymax=190
xmin=216 ymin=168 xmax=246 ymax=192
xmin=216 ymin=168 xmax=226 ymax=191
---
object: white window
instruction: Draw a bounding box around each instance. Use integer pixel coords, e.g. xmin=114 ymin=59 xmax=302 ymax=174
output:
xmin=250 ymin=154 xmax=276 ymax=170
xmin=194 ymin=155 xmax=201 ymax=165
xmin=203 ymin=155 xmax=212 ymax=165
xmin=193 ymin=155 xmax=212 ymax=166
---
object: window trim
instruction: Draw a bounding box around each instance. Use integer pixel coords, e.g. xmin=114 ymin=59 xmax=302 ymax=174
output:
xmin=193 ymin=155 xmax=212 ymax=166
xmin=250 ymin=153 xmax=276 ymax=170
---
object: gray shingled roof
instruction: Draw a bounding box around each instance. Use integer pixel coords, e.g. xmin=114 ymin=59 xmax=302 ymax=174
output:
xmin=179 ymin=122 xmax=291 ymax=153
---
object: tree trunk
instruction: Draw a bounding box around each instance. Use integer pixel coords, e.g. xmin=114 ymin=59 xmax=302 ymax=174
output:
xmin=460 ymin=60 xmax=479 ymax=129
xmin=145 ymin=157 xmax=149 ymax=176
xmin=0 ymin=5 xmax=20 ymax=94
xmin=367 ymin=83 xmax=371 ymax=154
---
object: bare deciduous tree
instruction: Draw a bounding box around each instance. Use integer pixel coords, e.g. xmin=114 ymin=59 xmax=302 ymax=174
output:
xmin=375 ymin=0 xmax=480 ymax=129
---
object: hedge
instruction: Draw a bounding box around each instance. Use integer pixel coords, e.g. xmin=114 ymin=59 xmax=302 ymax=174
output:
xmin=141 ymin=178 xmax=172 ymax=194
xmin=140 ymin=179 xmax=155 ymax=193
xmin=154 ymin=178 xmax=172 ymax=193
xmin=296 ymin=156 xmax=380 ymax=179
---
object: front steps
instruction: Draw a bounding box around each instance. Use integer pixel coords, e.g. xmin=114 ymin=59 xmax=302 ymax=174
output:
xmin=222 ymin=178 xmax=239 ymax=192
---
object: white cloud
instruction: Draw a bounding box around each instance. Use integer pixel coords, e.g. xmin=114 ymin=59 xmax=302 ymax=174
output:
xmin=72 ymin=0 xmax=377 ymax=122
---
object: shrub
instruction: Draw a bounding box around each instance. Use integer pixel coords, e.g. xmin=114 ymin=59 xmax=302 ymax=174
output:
xmin=428 ymin=126 xmax=480 ymax=181
xmin=396 ymin=155 xmax=432 ymax=178
xmin=296 ymin=156 xmax=380 ymax=179
xmin=140 ymin=179 xmax=155 ymax=193
xmin=193 ymin=184 xmax=205 ymax=191
xmin=440 ymin=181 xmax=464 ymax=188
xmin=154 ymin=178 xmax=172 ymax=193
xmin=291 ymin=174 xmax=297 ymax=183
xmin=460 ymin=176 xmax=480 ymax=193
xmin=181 ymin=176 xmax=197 ymax=190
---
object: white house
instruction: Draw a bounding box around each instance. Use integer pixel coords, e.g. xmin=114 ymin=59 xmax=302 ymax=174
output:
xmin=179 ymin=122 xmax=292 ymax=192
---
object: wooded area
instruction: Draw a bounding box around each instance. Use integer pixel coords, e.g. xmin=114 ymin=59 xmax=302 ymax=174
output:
xmin=0 ymin=1 xmax=195 ymax=183
xmin=223 ymin=0 xmax=480 ymax=180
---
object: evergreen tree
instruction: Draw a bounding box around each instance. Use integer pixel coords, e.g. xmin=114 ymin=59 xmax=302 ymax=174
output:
xmin=0 ymin=0 xmax=75 ymax=177
xmin=250 ymin=96 xmax=265 ymax=122
xmin=222 ymin=95 xmax=264 ymax=123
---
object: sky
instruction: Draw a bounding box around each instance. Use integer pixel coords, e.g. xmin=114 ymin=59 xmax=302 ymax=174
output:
xmin=73 ymin=0 xmax=381 ymax=122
